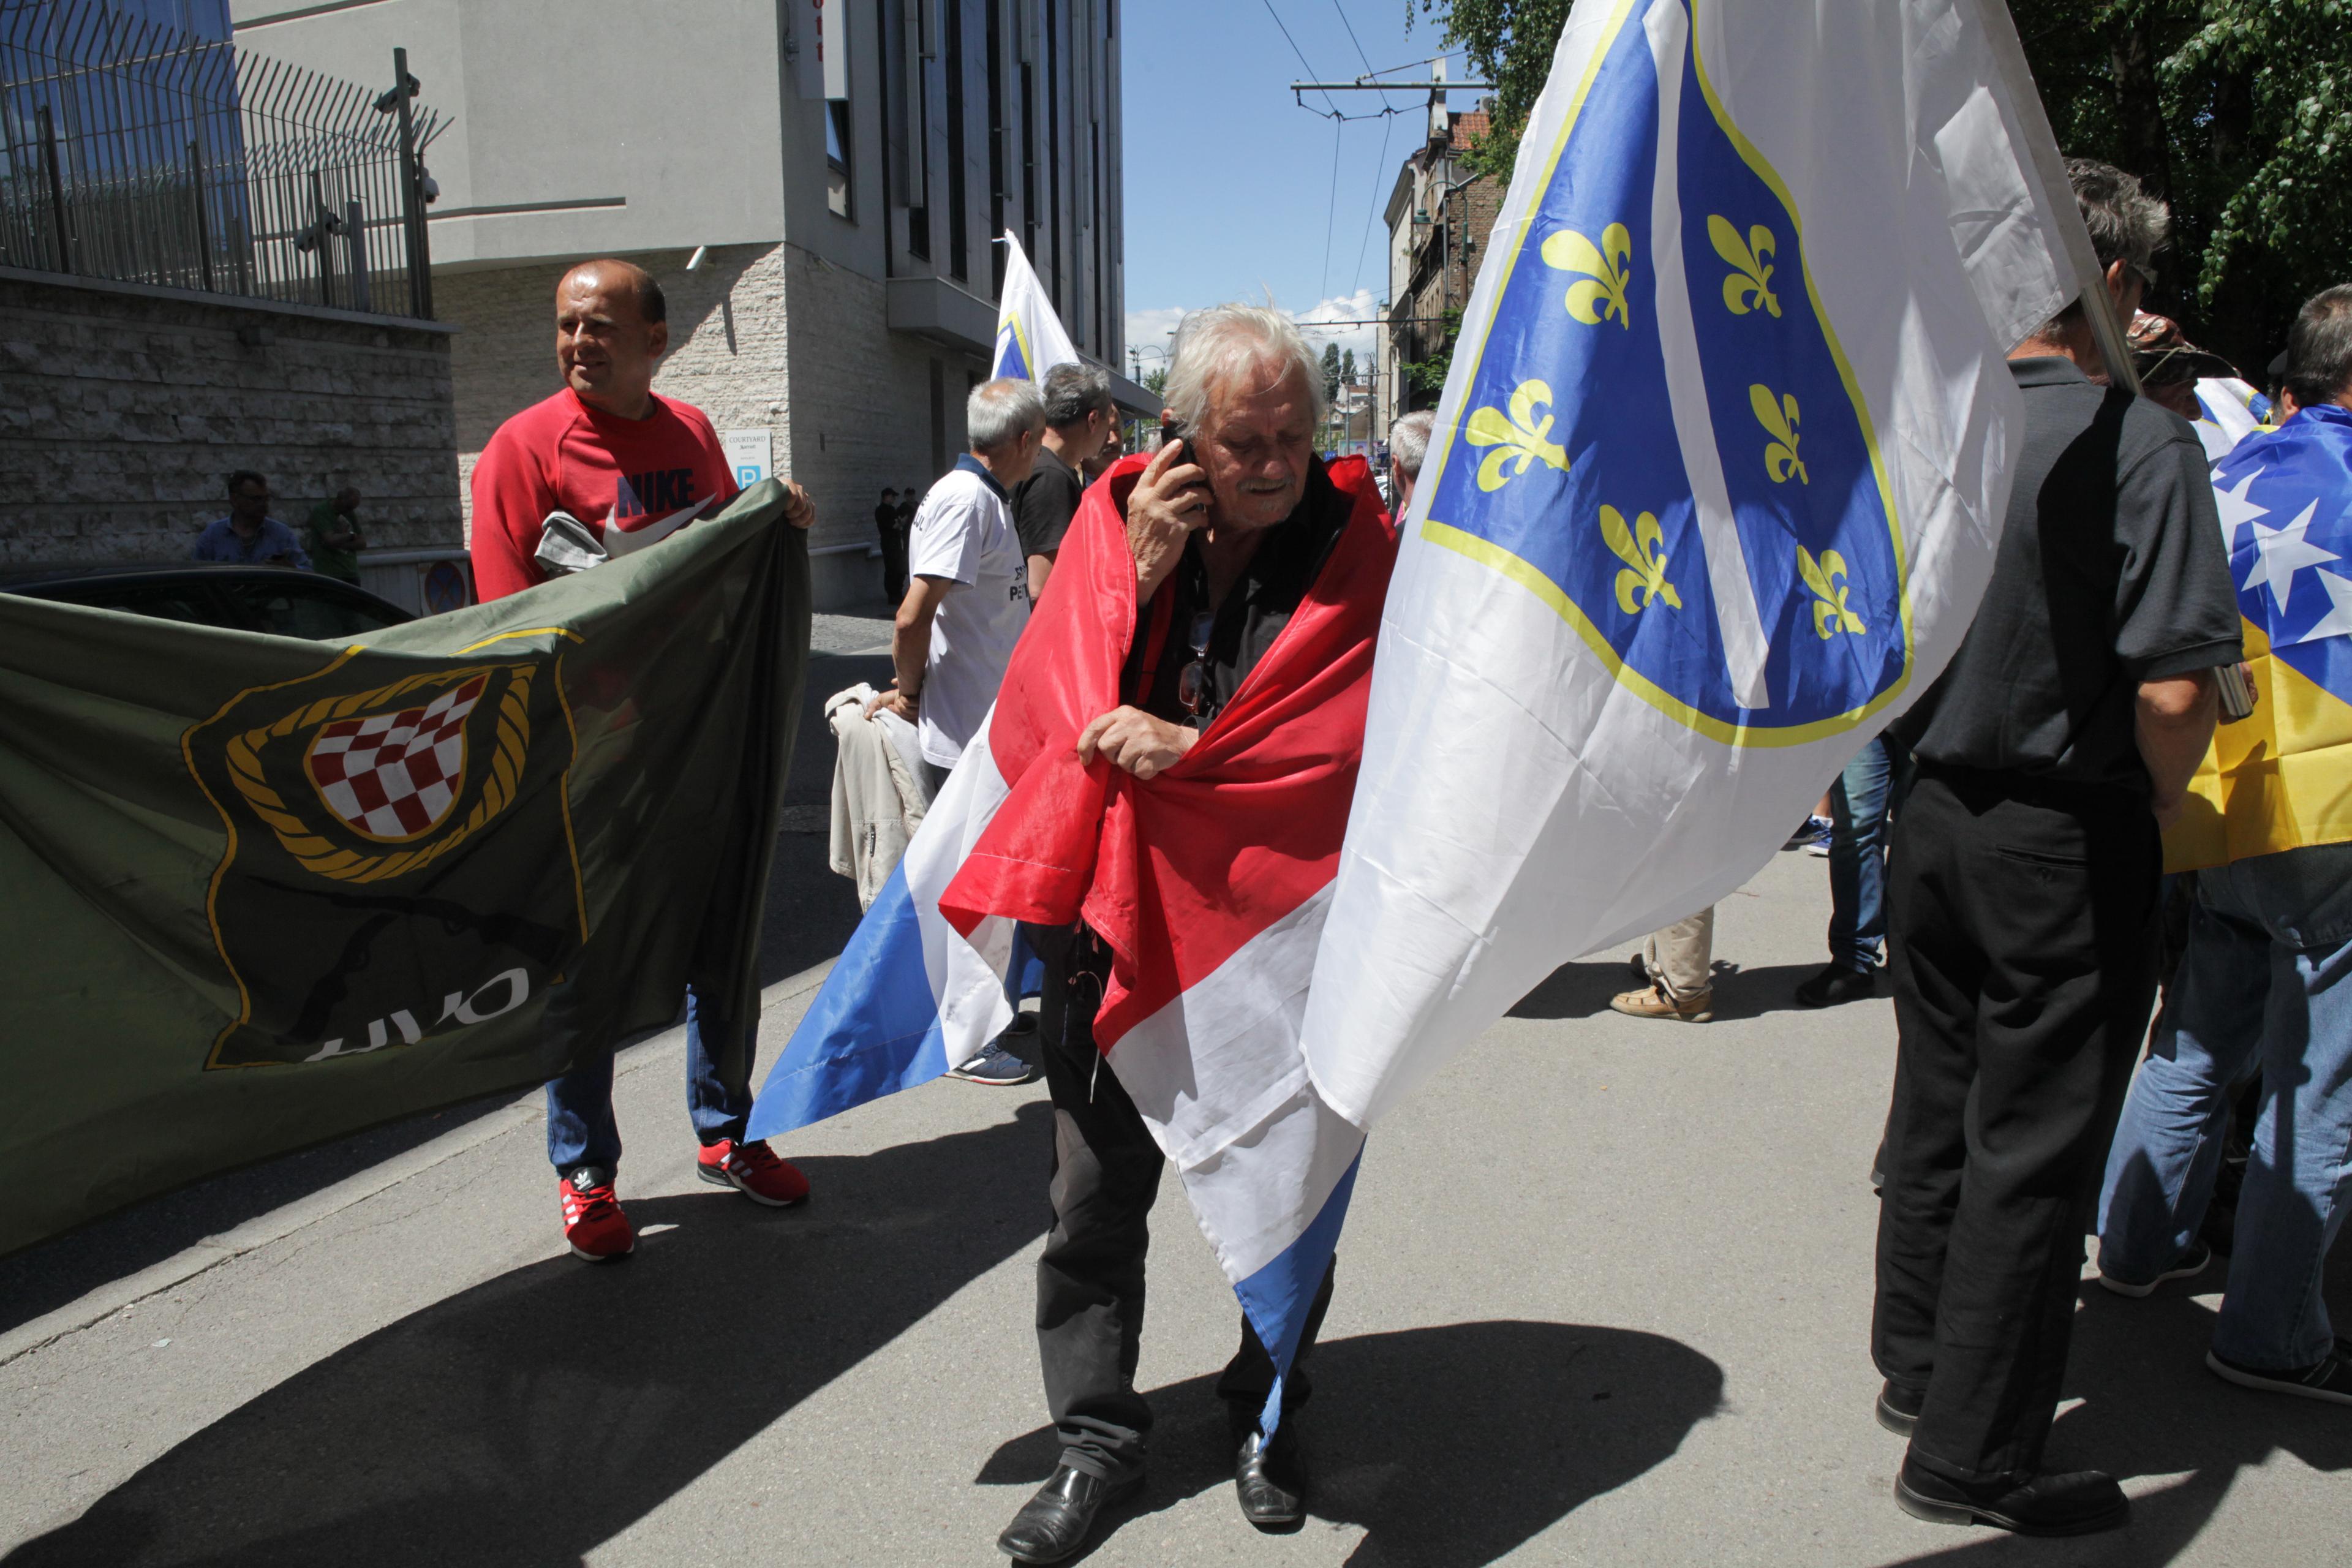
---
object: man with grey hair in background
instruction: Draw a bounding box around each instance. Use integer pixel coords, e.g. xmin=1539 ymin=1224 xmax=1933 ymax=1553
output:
xmin=1014 ymin=361 xmax=1117 ymax=601
xmin=1870 ymin=159 xmax=2240 ymax=1537
xmin=1386 ymin=409 xmax=1434 ymax=518
xmin=993 ymin=304 xmax=1396 ymax=1563
xmin=868 ymin=377 xmax=1044 ymax=1086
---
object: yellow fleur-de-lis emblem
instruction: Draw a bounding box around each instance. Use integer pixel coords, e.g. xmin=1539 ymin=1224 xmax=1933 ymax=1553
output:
xmin=1600 ymin=504 xmax=1680 ymax=615
xmin=1708 ymin=216 xmax=1779 ymax=317
xmin=1797 ymin=546 xmax=1866 ymax=638
xmin=1750 ymin=384 xmax=1807 ymax=483
xmin=1464 ymin=379 xmax=1572 ymax=492
xmin=1540 ymin=222 xmax=1632 ymax=328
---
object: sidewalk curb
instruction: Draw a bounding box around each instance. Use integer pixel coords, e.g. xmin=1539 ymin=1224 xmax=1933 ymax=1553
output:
xmin=0 ymin=959 xmax=836 ymax=1368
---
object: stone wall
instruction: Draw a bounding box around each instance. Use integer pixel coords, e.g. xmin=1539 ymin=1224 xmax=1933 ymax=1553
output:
xmin=440 ymin=242 xmax=985 ymax=613
xmin=0 ymin=271 xmax=460 ymax=567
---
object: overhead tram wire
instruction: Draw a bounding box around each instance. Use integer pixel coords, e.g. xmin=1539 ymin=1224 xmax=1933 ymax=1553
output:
xmin=1319 ymin=115 xmax=1343 ymax=303
xmin=1327 ymin=0 xmax=1378 ymax=75
xmin=1347 ymin=108 xmax=1395 ymax=303
xmin=1258 ymin=0 xmax=1342 ymax=117
xmin=1254 ymin=0 xmax=1346 ymax=306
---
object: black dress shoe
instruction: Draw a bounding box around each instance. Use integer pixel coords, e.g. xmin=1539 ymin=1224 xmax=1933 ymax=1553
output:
xmin=1235 ymin=1428 xmax=1306 ymax=1528
xmin=1894 ymin=1458 xmax=2127 ymax=1536
xmin=1795 ymin=962 xmax=1877 ymax=1008
xmin=1875 ymin=1380 xmax=1924 ymax=1436
xmin=997 ymin=1462 xmax=1140 ymax=1563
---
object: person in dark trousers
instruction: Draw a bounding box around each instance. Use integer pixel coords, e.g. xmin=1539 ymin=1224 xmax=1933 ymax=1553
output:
xmin=1796 ymin=733 xmax=1915 ymax=1008
xmin=1012 ymin=361 xmax=1116 ymax=603
xmin=1871 ymin=160 xmax=2242 ymax=1537
xmin=996 ymin=306 xmax=1362 ymax=1564
xmin=874 ymin=486 xmax=908 ymax=604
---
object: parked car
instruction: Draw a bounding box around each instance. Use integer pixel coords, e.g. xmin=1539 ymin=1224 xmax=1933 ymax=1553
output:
xmin=0 ymin=564 xmax=414 ymax=639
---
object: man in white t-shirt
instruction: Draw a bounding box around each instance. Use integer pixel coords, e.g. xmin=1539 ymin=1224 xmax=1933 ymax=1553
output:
xmin=870 ymin=377 xmax=1042 ymax=774
xmin=869 ymin=378 xmax=1044 ymax=1084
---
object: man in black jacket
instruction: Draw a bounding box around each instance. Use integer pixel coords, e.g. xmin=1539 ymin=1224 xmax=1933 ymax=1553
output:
xmin=1872 ymin=160 xmax=2242 ymax=1537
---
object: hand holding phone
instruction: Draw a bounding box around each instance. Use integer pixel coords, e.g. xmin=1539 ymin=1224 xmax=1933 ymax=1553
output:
xmin=1129 ymin=420 xmax=1210 ymax=602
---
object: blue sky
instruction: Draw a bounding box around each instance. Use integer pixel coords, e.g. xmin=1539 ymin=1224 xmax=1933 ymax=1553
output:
xmin=1120 ymin=1 xmax=1471 ymax=375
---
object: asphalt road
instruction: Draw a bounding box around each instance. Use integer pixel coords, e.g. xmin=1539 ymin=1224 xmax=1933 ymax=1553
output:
xmin=2 ymin=657 xmax=2346 ymax=1564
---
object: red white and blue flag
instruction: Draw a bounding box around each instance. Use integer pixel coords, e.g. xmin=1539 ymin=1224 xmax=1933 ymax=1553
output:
xmin=748 ymin=453 xmax=1397 ymax=1429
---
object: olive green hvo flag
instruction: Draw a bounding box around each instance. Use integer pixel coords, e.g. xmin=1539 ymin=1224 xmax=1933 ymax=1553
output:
xmin=0 ymin=486 xmax=810 ymax=1254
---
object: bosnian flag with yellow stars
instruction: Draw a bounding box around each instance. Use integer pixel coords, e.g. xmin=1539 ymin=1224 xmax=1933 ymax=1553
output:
xmin=2169 ymin=404 xmax=2352 ymax=869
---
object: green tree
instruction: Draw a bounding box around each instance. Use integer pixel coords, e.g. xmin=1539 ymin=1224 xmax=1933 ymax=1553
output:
xmin=1412 ymin=0 xmax=2352 ymax=371
xmin=1404 ymin=0 xmax=1569 ymax=181
xmin=1321 ymin=341 xmax=1343 ymax=400
xmin=1341 ymin=347 xmax=1359 ymax=386
xmin=1401 ymin=308 xmax=1464 ymax=407
xmin=2005 ymin=1 xmax=2352 ymax=367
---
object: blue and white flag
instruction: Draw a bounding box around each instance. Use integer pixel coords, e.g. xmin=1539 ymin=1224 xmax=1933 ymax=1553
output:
xmin=1302 ymin=0 xmax=2083 ymax=1121
xmin=992 ymin=230 xmax=1080 ymax=383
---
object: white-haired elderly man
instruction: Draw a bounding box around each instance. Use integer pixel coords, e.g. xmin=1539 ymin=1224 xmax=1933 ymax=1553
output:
xmin=1387 ymin=409 xmax=1434 ymax=518
xmin=869 ymin=377 xmax=1044 ymax=1085
xmin=993 ymin=304 xmax=1396 ymax=1562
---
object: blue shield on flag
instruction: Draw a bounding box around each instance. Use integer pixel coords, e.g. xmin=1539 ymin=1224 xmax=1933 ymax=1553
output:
xmin=1420 ymin=1 xmax=1906 ymax=738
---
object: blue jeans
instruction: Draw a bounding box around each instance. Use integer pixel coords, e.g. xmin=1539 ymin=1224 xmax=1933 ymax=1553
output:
xmin=2098 ymin=841 xmax=2352 ymax=1371
xmin=1826 ymin=734 xmax=1913 ymax=970
xmin=545 ymin=985 xmax=755 ymax=1172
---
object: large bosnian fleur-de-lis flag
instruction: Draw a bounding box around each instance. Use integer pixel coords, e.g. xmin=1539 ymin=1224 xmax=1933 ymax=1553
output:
xmin=2168 ymin=404 xmax=2352 ymax=870
xmin=1300 ymin=0 xmax=2087 ymax=1123
xmin=992 ymin=228 xmax=1081 ymax=383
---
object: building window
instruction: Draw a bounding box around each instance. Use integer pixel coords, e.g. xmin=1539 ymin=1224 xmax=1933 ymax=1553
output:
xmin=945 ymin=0 xmax=968 ymax=281
xmin=987 ymin=0 xmax=1006 ymax=296
xmin=827 ymin=101 xmax=854 ymax=218
xmin=1020 ymin=56 xmax=1038 ymax=265
xmin=1046 ymin=0 xmax=1061 ymax=309
xmin=909 ymin=0 xmax=931 ymax=259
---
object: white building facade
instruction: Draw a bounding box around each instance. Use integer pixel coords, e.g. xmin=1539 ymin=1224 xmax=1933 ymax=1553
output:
xmin=230 ymin=0 xmax=1140 ymax=608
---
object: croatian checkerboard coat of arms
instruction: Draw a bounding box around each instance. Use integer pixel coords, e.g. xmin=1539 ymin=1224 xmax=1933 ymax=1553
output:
xmin=184 ymin=643 xmax=587 ymax=1067
xmin=305 ymin=674 xmax=486 ymax=845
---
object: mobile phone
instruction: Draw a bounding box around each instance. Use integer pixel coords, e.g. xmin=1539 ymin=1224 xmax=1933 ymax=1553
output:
xmin=1158 ymin=414 xmax=1192 ymax=470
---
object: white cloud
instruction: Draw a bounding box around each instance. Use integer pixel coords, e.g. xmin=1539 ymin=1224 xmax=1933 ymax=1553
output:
xmin=1291 ymin=288 xmax=1384 ymax=369
xmin=1123 ymin=306 xmax=1188 ymax=372
xmin=1125 ymin=288 xmax=1385 ymax=377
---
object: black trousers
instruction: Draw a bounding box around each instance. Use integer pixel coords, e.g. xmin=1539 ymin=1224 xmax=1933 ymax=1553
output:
xmin=1873 ymin=767 xmax=2160 ymax=1484
xmin=1031 ymin=924 xmax=1335 ymax=1481
xmin=881 ymin=527 xmax=908 ymax=605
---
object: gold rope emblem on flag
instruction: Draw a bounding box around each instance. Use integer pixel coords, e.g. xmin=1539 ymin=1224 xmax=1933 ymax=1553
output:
xmin=222 ymin=664 xmax=535 ymax=883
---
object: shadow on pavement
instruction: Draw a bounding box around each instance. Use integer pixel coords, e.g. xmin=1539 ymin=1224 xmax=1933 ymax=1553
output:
xmin=976 ymin=1320 xmax=1723 ymax=1566
xmin=1507 ymin=959 xmax=1834 ymax=1023
xmin=4 ymin=1102 xmax=1054 ymax=1568
xmin=1882 ymin=1267 xmax=2352 ymax=1567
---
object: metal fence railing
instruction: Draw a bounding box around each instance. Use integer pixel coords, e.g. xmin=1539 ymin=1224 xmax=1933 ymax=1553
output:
xmin=1 ymin=0 xmax=446 ymax=320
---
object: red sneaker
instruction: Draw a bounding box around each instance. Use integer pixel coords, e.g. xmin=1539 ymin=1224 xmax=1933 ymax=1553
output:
xmin=696 ymin=1138 xmax=811 ymax=1207
xmin=559 ymin=1167 xmax=635 ymax=1261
